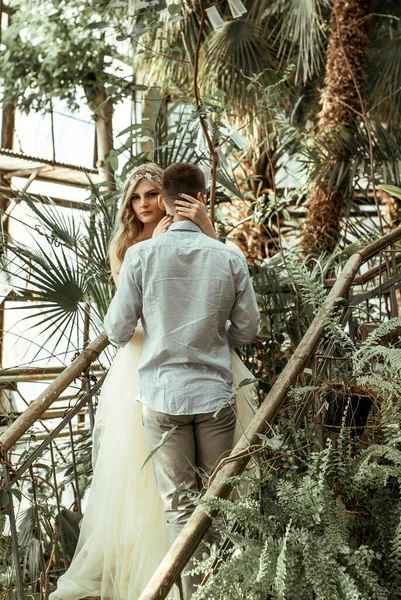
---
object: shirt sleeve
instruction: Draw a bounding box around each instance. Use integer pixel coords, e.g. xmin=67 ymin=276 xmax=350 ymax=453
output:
xmin=227 ymin=256 xmax=260 ymax=348
xmin=104 ymin=250 xmax=142 ymax=346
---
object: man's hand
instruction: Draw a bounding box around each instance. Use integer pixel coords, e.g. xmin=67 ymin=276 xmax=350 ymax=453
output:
xmin=174 ymin=193 xmax=217 ymax=239
xmin=152 ymin=215 xmax=174 ymax=238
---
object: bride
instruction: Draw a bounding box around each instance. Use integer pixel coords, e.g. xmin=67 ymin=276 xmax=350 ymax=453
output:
xmin=50 ymin=164 xmax=257 ymax=600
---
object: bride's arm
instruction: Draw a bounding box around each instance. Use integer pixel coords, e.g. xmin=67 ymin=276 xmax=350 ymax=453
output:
xmin=173 ymin=193 xmax=217 ymax=240
xmin=109 ymin=245 xmax=141 ymax=321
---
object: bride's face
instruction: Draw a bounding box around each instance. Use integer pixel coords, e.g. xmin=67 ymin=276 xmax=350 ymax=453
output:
xmin=130 ymin=179 xmax=165 ymax=225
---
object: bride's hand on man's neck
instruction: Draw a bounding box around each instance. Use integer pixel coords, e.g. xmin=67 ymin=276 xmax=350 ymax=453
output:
xmin=172 ymin=192 xmax=217 ymax=240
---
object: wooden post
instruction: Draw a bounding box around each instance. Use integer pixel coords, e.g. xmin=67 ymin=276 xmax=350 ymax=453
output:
xmin=138 ymin=226 xmax=401 ymax=600
xmin=0 ymin=100 xmax=15 ymax=413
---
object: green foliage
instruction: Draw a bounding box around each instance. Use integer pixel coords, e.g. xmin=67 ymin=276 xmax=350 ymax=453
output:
xmin=0 ymin=0 xmax=123 ymax=112
xmin=199 ymin=19 xmax=279 ymax=119
xmin=243 ymin=257 xmax=302 ymax=392
xmin=194 ymin=445 xmax=380 ymax=599
xmin=195 ymin=419 xmax=401 ymax=600
xmin=5 ymin=237 xmax=89 ymax=352
xmin=353 ymin=318 xmax=401 ymax=400
xmin=59 ymin=509 xmax=82 ymax=559
xmin=303 ymin=122 xmax=401 ymax=200
xmin=367 ymin=8 xmax=401 ymax=134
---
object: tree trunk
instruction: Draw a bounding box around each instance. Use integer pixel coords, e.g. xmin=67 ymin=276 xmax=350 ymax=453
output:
xmin=92 ymin=84 xmax=115 ymax=184
xmin=1 ymin=103 xmax=15 ymax=149
xmin=84 ymin=80 xmax=115 ymax=184
xmin=302 ymin=0 xmax=371 ymax=254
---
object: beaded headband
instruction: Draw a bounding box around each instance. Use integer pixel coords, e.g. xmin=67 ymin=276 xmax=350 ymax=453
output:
xmin=129 ymin=171 xmax=162 ymax=187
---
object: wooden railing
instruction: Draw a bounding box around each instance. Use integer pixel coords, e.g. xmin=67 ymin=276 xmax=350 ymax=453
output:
xmin=0 ymin=333 xmax=109 ymax=455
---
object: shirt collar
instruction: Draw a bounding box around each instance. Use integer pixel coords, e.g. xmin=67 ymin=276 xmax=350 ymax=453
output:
xmin=168 ymin=221 xmax=203 ymax=234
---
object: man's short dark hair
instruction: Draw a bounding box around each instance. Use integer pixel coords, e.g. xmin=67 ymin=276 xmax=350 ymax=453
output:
xmin=162 ymin=162 xmax=206 ymax=211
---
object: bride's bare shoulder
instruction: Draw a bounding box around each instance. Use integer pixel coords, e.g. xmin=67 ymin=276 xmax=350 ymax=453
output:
xmin=109 ymin=239 xmax=147 ymax=286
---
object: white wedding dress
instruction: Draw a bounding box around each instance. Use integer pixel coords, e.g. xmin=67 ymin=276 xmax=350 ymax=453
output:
xmin=50 ymin=324 xmax=257 ymax=600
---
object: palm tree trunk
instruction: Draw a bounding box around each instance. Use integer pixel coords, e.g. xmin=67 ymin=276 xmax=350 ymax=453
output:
xmin=302 ymin=0 xmax=371 ymax=254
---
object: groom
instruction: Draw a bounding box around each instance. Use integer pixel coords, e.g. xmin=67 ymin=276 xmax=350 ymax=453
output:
xmin=104 ymin=162 xmax=260 ymax=598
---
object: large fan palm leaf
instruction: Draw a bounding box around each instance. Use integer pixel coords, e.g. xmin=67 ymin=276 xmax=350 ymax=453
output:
xmin=21 ymin=193 xmax=85 ymax=250
xmin=4 ymin=240 xmax=88 ymax=355
xmin=199 ymin=19 xmax=278 ymax=120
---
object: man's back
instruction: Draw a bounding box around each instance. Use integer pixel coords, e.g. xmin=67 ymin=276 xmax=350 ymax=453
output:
xmin=105 ymin=221 xmax=260 ymax=414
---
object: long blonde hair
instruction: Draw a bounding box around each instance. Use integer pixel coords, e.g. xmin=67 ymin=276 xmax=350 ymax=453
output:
xmin=109 ymin=163 xmax=164 ymax=264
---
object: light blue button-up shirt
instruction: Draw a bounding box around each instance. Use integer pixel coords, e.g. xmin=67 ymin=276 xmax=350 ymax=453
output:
xmin=104 ymin=221 xmax=260 ymax=415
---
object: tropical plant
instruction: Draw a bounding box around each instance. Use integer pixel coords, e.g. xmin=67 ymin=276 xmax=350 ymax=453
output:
xmin=4 ymin=3 xmax=401 ymax=597
xmin=118 ymin=0 xmax=401 ymax=253
xmin=193 ymin=265 xmax=401 ymax=600
xmin=1 ymin=186 xmax=117 ymax=359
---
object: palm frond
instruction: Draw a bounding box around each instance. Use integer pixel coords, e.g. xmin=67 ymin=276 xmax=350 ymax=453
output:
xmin=17 ymin=505 xmax=42 ymax=582
xmin=273 ymin=0 xmax=329 ymax=85
xmin=368 ymin=29 xmax=401 ymax=132
xmin=11 ymin=184 xmax=116 ymax=326
xmin=302 ymin=121 xmax=401 ymax=194
xmin=153 ymin=103 xmax=206 ymax=167
xmin=4 ymin=240 xmax=88 ymax=355
xmin=141 ymin=1 xmax=201 ymax=92
xmin=21 ymin=193 xmax=85 ymax=250
xmin=82 ymin=184 xmax=118 ymax=273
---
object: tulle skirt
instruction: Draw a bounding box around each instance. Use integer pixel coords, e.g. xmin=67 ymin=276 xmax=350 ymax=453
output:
xmin=50 ymin=329 xmax=256 ymax=600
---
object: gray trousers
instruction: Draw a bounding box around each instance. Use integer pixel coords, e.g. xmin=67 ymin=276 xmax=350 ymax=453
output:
xmin=143 ymin=404 xmax=237 ymax=600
